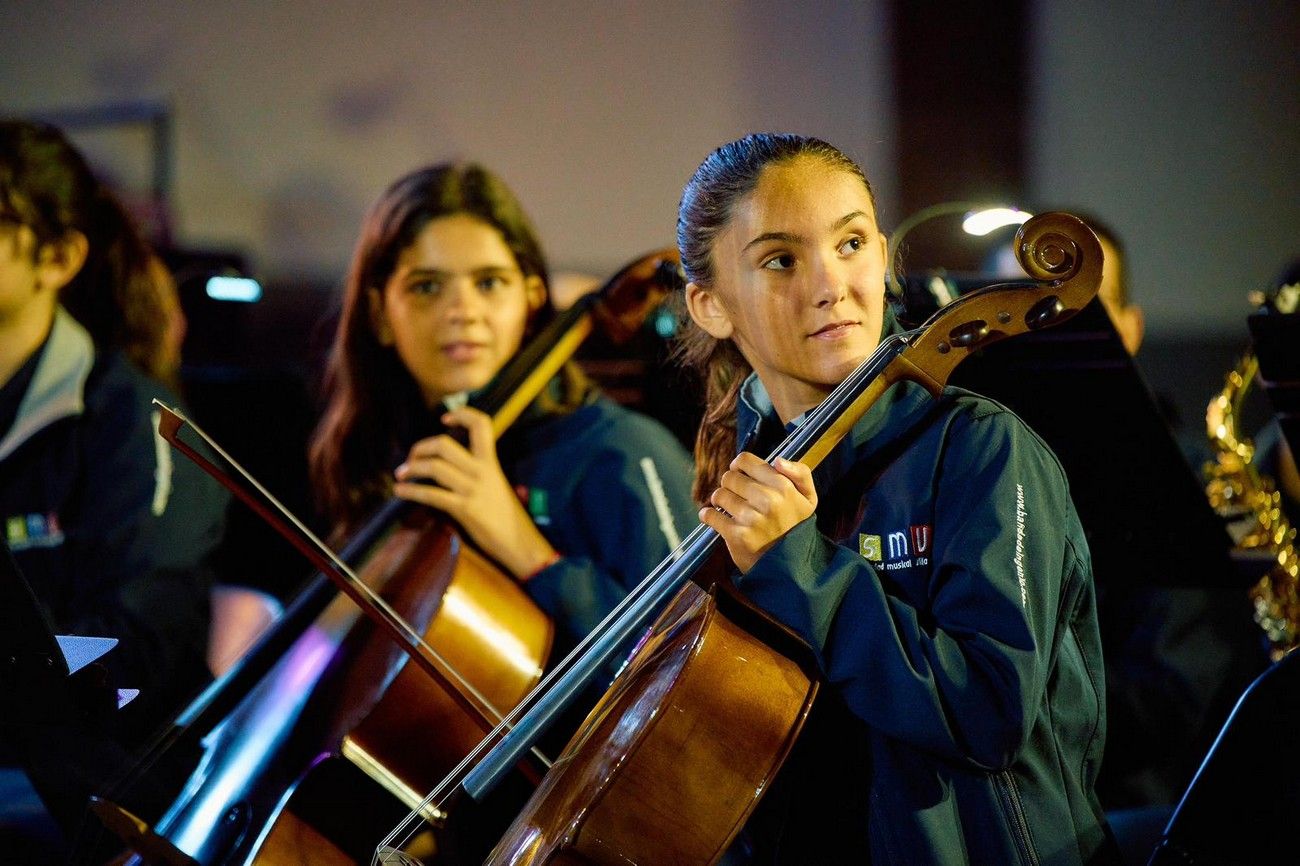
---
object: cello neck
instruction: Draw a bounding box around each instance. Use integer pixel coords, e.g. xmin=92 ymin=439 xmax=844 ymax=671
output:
xmin=474 ymin=251 xmax=682 ymax=433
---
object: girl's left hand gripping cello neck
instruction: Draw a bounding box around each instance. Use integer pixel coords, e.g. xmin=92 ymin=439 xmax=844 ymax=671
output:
xmin=88 ymin=249 xmax=683 ymax=866
xmin=372 ymin=212 xmax=1103 ymax=866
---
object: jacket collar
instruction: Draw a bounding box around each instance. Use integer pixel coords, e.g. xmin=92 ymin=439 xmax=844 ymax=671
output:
xmin=0 ymin=308 xmax=95 ymax=462
xmin=734 ymin=304 xmax=933 ymax=467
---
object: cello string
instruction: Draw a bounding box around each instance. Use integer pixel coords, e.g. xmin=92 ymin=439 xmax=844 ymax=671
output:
xmin=376 ymin=331 xmax=921 ymax=858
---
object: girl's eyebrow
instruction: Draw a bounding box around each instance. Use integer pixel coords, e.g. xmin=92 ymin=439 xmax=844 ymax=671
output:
xmin=398 ymin=265 xmax=516 ymax=279
xmin=741 ymin=211 xmax=872 ymax=253
xmin=742 ymin=230 xmax=804 ymax=252
xmin=831 ymin=210 xmax=871 ymax=231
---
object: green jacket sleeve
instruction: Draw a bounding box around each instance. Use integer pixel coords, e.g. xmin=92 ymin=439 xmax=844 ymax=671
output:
xmin=524 ymin=442 xmax=697 ymax=655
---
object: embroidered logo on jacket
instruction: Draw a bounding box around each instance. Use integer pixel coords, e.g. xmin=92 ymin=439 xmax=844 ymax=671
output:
xmin=516 ymin=485 xmax=551 ymax=526
xmin=910 ymin=524 xmax=932 ymax=555
xmin=6 ymin=512 xmax=65 ymax=551
xmin=887 ymin=531 xmax=909 ymax=559
xmin=861 ymin=524 xmax=932 ymax=571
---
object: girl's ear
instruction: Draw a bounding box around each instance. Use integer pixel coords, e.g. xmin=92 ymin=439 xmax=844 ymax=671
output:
xmin=524 ymin=274 xmax=547 ymax=314
xmin=367 ymin=287 xmax=394 ymax=346
xmin=35 ymin=229 xmax=89 ymax=294
xmin=684 ymin=281 xmax=734 ymax=340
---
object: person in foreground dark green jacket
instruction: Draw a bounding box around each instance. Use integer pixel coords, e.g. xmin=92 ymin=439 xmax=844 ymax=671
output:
xmin=676 ymin=133 xmax=1120 ymax=865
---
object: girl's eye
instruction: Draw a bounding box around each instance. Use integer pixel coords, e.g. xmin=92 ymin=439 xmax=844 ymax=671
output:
xmin=477 ymin=275 xmax=507 ymax=291
xmin=761 ymin=253 xmax=795 ymax=271
xmin=838 ymin=235 xmax=865 ymax=256
xmin=409 ymin=279 xmax=442 ymax=296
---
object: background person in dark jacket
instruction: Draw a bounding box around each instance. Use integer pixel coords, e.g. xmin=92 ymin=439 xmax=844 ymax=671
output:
xmin=0 ymin=119 xmax=227 ymax=855
xmin=676 ymin=133 xmax=1120 ymax=864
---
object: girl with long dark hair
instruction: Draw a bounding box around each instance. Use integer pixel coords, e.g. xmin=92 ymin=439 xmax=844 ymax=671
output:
xmin=309 ymin=161 xmax=695 ymax=657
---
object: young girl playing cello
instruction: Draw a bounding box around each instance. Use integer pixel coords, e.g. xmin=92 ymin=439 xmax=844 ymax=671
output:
xmin=310 ymin=161 xmax=697 ymax=666
xmin=676 ymin=133 xmax=1121 ymax=864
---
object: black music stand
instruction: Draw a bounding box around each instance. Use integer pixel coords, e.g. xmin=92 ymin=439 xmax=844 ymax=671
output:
xmin=934 ymin=294 xmax=1239 ymax=590
xmin=1147 ymin=647 xmax=1300 ymax=865
xmin=0 ymin=540 xmax=136 ymax=728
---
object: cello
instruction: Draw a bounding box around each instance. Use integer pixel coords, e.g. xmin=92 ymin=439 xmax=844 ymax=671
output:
xmin=91 ymin=249 xmax=683 ymax=866
xmin=372 ymin=212 xmax=1103 ymax=865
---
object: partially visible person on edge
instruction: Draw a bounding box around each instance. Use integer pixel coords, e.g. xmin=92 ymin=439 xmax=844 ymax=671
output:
xmin=1088 ymin=217 xmax=1144 ymax=356
xmin=675 ymin=133 xmax=1121 ymax=864
xmin=0 ymin=119 xmax=227 ymax=858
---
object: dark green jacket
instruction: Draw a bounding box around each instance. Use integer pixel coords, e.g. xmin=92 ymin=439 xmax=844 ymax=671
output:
xmin=0 ymin=311 xmax=227 ymax=835
xmin=0 ymin=310 xmax=226 ymax=741
xmin=499 ymin=395 xmax=697 ymax=663
xmin=735 ymin=370 xmax=1119 ymax=865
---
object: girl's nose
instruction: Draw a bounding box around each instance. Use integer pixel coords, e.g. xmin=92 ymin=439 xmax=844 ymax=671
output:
xmin=443 ymin=278 xmax=486 ymax=322
xmin=810 ymin=256 xmax=848 ymax=308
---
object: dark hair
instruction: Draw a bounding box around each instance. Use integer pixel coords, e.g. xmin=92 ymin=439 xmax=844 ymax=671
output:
xmin=309 ymin=162 xmax=557 ymax=530
xmin=674 ymin=133 xmax=876 ymax=502
xmin=0 ymin=119 xmax=173 ymax=381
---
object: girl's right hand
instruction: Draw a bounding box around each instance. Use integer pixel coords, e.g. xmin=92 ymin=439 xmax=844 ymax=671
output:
xmin=699 ymin=453 xmax=817 ymax=573
xmin=394 ymin=406 xmax=558 ymax=580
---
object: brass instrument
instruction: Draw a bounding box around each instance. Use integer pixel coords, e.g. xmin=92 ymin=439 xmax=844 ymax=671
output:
xmin=1205 ymin=352 xmax=1299 ymax=660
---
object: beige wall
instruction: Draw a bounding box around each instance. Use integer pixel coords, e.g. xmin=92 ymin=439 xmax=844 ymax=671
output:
xmin=1028 ymin=1 xmax=1300 ymax=339
xmin=0 ymin=0 xmax=897 ymax=282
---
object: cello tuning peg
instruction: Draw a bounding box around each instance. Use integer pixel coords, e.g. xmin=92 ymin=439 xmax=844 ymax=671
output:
xmin=1025 ymin=295 xmax=1065 ymax=330
xmin=948 ymin=319 xmax=990 ymax=349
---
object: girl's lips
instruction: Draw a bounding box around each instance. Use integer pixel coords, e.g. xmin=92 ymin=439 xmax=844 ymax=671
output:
xmin=441 ymin=342 xmax=487 ymax=362
xmin=809 ymin=321 xmax=859 ymax=339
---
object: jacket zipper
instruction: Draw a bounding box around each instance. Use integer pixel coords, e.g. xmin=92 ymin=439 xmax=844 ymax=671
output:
xmin=995 ymin=770 xmax=1040 ymax=866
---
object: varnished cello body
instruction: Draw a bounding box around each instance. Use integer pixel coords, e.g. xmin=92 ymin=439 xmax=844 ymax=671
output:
xmin=97 ymin=250 xmax=682 ymax=866
xmin=153 ymin=510 xmax=552 ymax=866
xmin=472 ymin=214 xmax=1103 ymax=866
xmin=488 ymin=579 xmax=820 ymax=865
